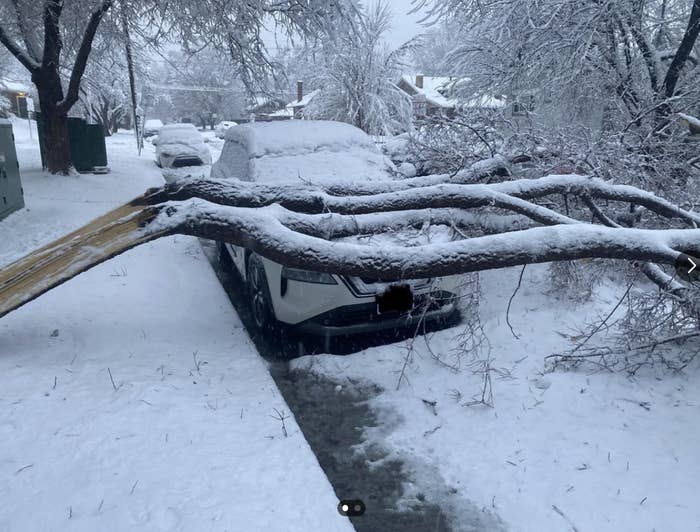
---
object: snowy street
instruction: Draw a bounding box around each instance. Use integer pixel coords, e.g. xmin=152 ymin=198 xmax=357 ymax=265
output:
xmin=0 ymin=120 xmax=353 ymax=532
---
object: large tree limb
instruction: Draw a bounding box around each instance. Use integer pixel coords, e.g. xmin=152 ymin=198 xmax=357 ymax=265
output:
xmin=0 ymin=22 xmax=39 ymax=72
xmin=154 ymin=174 xmax=700 ymax=226
xmin=2 ymin=175 xmax=699 ymax=320
xmin=57 ymin=0 xmax=113 ymax=114
xmin=156 ymin=199 xmax=694 ymax=278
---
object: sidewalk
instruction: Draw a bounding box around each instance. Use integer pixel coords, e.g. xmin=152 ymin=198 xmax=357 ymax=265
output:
xmin=0 ymin=120 xmax=354 ymax=532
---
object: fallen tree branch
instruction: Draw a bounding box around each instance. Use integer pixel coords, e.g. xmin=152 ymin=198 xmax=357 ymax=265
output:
xmin=2 ymin=174 xmax=699 ymax=320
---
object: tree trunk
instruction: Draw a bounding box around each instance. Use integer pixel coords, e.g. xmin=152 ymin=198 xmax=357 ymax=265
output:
xmin=34 ymin=74 xmax=72 ymax=174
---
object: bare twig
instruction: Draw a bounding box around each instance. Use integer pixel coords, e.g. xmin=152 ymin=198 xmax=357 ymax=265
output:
xmin=107 ymin=367 xmax=120 ymax=391
xmin=269 ymin=408 xmax=290 ymax=437
xmin=506 ymin=265 xmax=527 ymax=339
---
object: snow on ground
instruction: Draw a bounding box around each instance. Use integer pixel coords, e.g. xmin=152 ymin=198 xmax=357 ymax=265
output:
xmin=0 ymin=118 xmax=353 ymax=532
xmin=293 ymin=264 xmax=700 ymax=532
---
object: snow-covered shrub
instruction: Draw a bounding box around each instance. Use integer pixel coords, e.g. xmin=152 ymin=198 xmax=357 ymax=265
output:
xmin=302 ymin=2 xmax=414 ymax=136
xmin=405 ymin=109 xmax=506 ymax=175
xmin=546 ymin=260 xmax=603 ymax=303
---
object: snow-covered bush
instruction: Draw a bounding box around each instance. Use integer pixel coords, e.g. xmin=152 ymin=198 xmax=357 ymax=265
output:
xmin=404 ymin=110 xmax=506 ymax=175
xmin=302 ymin=1 xmax=413 ymax=136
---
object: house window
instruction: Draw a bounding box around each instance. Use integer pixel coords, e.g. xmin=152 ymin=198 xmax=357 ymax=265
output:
xmin=412 ymin=95 xmax=427 ymax=118
xmin=512 ymin=95 xmax=535 ymax=116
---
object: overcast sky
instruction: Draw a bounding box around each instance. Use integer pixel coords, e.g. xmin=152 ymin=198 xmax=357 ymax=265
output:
xmin=382 ymin=0 xmax=431 ymax=48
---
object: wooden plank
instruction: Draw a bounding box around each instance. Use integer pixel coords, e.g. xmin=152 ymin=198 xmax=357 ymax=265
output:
xmin=0 ymin=200 xmax=165 ymax=319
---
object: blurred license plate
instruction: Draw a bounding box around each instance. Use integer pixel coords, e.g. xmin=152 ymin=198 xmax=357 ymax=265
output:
xmin=376 ymin=284 xmax=413 ymax=314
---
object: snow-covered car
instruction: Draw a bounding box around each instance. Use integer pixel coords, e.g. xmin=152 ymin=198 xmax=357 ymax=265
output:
xmin=143 ymin=118 xmax=163 ymax=138
xmin=214 ymin=120 xmax=237 ymax=139
xmin=154 ymin=123 xmax=212 ymax=168
xmin=211 ymin=120 xmax=459 ymax=345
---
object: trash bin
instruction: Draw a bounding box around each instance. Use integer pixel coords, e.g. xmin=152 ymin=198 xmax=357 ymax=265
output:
xmin=0 ymin=119 xmax=25 ymax=221
xmin=35 ymin=113 xmax=109 ymax=173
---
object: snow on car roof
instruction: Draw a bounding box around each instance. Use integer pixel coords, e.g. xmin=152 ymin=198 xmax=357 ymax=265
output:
xmin=144 ymin=119 xmax=163 ymax=128
xmin=223 ymin=120 xmax=377 ymax=157
xmin=157 ymin=123 xmax=203 ymax=143
xmin=214 ymin=120 xmax=392 ymax=183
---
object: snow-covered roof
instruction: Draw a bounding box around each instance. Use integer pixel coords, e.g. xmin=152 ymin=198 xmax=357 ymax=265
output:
xmin=0 ymin=79 xmax=32 ymax=93
xmin=400 ymin=75 xmax=506 ymax=110
xmin=286 ymin=89 xmax=320 ymax=109
xmin=212 ymin=120 xmax=392 ymax=183
xmin=400 ymin=75 xmax=458 ymax=108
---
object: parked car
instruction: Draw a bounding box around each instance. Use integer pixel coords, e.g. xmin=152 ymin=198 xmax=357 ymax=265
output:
xmin=214 ymin=120 xmax=237 ymax=139
xmin=154 ymin=123 xmax=212 ymax=168
xmin=211 ymin=120 xmax=459 ymax=347
xmin=143 ymin=118 xmax=163 ymax=138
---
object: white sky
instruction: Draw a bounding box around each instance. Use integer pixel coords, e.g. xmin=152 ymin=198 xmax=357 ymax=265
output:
xmin=263 ymin=0 xmax=433 ymax=53
xmin=382 ymin=0 xmax=431 ymax=48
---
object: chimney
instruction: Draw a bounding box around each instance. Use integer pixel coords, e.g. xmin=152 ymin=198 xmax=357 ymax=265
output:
xmin=297 ymin=80 xmax=303 ymax=102
xmin=415 ymin=74 xmax=424 ymax=89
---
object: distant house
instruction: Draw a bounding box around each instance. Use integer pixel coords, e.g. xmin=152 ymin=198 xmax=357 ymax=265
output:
xmin=268 ymin=81 xmax=319 ymax=120
xmin=245 ymin=94 xmax=287 ymax=120
xmin=398 ymin=74 xmax=507 ymax=119
xmin=397 ymin=75 xmax=459 ymax=119
xmin=0 ymin=79 xmax=33 ymax=118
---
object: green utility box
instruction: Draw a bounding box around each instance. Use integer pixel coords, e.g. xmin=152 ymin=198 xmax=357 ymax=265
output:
xmin=0 ymin=119 xmax=25 ymax=221
xmin=36 ymin=114 xmax=109 ymax=173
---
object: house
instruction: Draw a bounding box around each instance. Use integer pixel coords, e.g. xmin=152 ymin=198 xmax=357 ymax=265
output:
xmin=397 ymin=75 xmax=459 ymax=119
xmin=398 ymin=74 xmax=508 ymax=119
xmin=245 ymin=94 xmax=287 ymax=120
xmin=268 ymin=81 xmax=319 ymax=120
xmin=0 ymin=79 xmax=33 ymax=118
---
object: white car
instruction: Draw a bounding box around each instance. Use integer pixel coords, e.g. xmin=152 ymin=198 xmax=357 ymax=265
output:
xmin=154 ymin=123 xmax=212 ymax=168
xmin=211 ymin=120 xmax=459 ymax=346
xmin=143 ymin=118 xmax=163 ymax=138
xmin=214 ymin=120 xmax=237 ymax=139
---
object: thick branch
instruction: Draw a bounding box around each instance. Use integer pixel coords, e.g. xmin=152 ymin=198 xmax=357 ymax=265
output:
xmin=154 ymin=199 xmax=694 ymax=279
xmin=58 ymin=0 xmax=113 ymax=114
xmin=0 ymin=23 xmax=39 ymax=72
xmin=663 ymin=0 xmax=700 ymax=97
xmin=42 ymin=0 xmax=63 ymax=71
xmin=154 ymin=174 xmax=700 ymax=227
xmin=11 ymin=0 xmax=41 ymax=61
xmin=581 ymin=194 xmax=684 ymax=292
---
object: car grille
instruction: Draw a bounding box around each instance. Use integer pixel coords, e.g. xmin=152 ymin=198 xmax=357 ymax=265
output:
xmin=344 ymin=275 xmax=433 ymax=296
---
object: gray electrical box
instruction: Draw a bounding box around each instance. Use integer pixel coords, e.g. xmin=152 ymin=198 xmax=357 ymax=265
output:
xmin=0 ymin=119 xmax=24 ymax=220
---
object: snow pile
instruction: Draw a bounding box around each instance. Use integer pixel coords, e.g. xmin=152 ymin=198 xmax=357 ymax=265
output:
xmin=212 ymin=120 xmax=393 ymax=183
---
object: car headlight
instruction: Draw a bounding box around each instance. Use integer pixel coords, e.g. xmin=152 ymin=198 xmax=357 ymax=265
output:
xmin=281 ymin=267 xmax=337 ymax=284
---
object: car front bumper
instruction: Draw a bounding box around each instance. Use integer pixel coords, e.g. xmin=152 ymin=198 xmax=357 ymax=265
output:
xmin=295 ymin=290 xmax=458 ymax=337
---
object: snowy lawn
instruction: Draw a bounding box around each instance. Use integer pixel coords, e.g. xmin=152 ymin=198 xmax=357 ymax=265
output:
xmin=292 ymin=265 xmax=700 ymax=532
xmin=0 ymin=119 xmax=353 ymax=532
